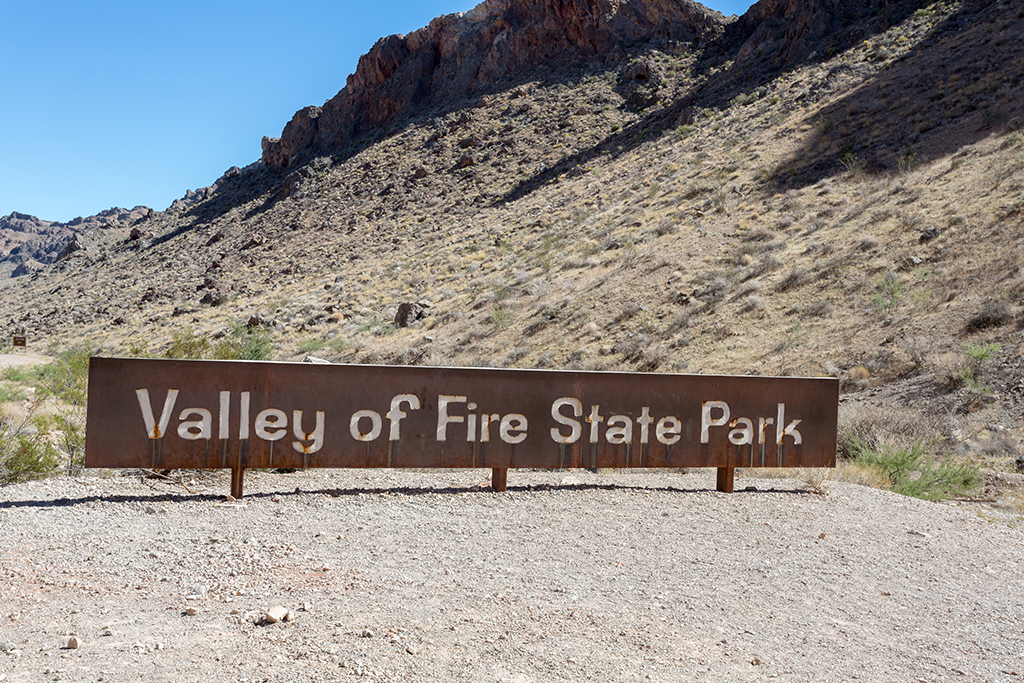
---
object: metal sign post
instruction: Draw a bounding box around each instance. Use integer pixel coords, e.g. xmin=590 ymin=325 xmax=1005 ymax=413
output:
xmin=85 ymin=358 xmax=838 ymax=498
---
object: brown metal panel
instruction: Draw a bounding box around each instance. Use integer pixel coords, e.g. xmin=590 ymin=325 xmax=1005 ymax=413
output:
xmin=85 ymin=358 xmax=838 ymax=473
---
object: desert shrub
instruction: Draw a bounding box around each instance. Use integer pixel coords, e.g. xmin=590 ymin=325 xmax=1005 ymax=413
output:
xmin=490 ymin=304 xmax=515 ymax=328
xmin=846 ymin=438 xmax=981 ymax=501
xmin=165 ymin=326 xmax=211 ymax=359
xmin=776 ymin=268 xmax=810 ymax=292
xmin=743 ymin=255 xmax=782 ymax=281
xmin=958 ymin=341 xmax=1000 ymax=396
xmin=39 ymin=345 xmax=93 ymax=475
xmin=744 ymin=228 xmax=776 ymax=242
xmin=165 ymin=325 xmax=275 ymax=361
xmin=872 ymin=273 xmax=903 ymax=315
xmin=0 ymin=345 xmax=94 ymax=483
xmin=212 ymin=327 xmax=275 ymax=361
xmin=743 ymin=295 xmax=766 ymax=313
xmin=0 ymin=384 xmax=27 ymax=403
xmin=964 ymin=299 xmax=1013 ymax=333
xmin=2 ymin=364 xmax=45 ymax=384
xmin=1 ymin=434 xmax=62 ymax=485
xmin=837 ymin=403 xmax=952 ymax=458
xmin=298 ymin=337 xmax=327 ymax=355
xmin=801 ymin=300 xmax=834 ymax=318
xmin=38 ymin=344 xmax=93 ymax=406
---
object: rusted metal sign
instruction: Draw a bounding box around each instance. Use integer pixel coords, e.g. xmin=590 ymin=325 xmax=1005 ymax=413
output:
xmin=12 ymin=335 xmax=26 ymax=349
xmin=85 ymin=358 xmax=838 ymax=497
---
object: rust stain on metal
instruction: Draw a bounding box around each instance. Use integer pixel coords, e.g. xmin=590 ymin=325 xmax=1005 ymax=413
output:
xmin=85 ymin=358 xmax=838 ymax=496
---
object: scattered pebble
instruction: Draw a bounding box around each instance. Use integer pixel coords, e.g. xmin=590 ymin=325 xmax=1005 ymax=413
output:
xmin=265 ymin=606 xmax=290 ymax=624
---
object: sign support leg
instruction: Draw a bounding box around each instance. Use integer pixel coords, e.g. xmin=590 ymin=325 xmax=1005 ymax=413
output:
xmin=231 ymin=467 xmax=245 ymax=499
xmin=491 ymin=467 xmax=507 ymax=492
xmin=716 ymin=467 xmax=734 ymax=493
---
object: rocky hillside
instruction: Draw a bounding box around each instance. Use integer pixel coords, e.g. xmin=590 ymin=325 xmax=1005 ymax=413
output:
xmin=261 ymin=0 xmax=728 ymax=170
xmin=0 ymin=208 xmax=154 ymax=279
xmin=2 ymin=0 xmax=1023 ymax=472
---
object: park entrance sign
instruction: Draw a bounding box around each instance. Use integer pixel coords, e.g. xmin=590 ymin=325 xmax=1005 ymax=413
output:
xmin=85 ymin=358 xmax=838 ymax=498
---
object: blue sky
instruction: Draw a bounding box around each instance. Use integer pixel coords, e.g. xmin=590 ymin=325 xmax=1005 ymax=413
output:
xmin=1 ymin=1 xmax=755 ymax=223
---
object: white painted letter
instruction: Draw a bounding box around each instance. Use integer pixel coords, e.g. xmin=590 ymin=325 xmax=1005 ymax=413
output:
xmin=136 ymin=388 xmax=179 ymax=439
xmin=550 ymin=397 xmax=583 ymax=444
xmin=219 ymin=391 xmax=230 ymax=439
xmin=436 ymin=395 xmax=467 ymax=441
xmin=776 ymin=403 xmax=803 ymax=445
xmin=700 ymin=401 xmax=731 ymax=443
xmin=386 ymin=394 xmax=421 ymax=441
xmin=350 ymin=410 xmax=382 ymax=441
xmin=255 ymin=409 xmax=288 ymax=441
xmin=605 ymin=415 xmax=633 ymax=445
xmin=239 ymin=392 xmax=250 ymax=439
xmin=292 ymin=410 xmax=325 ymax=453
xmin=480 ymin=413 xmax=500 ymax=442
xmin=728 ymin=418 xmax=753 ymax=445
xmin=586 ymin=405 xmax=604 ymax=444
xmin=637 ymin=407 xmax=654 ymax=444
xmin=656 ymin=416 xmax=682 ymax=445
xmin=500 ymin=414 xmax=528 ymax=444
xmin=758 ymin=417 xmax=774 ymax=444
xmin=177 ymin=408 xmax=212 ymax=440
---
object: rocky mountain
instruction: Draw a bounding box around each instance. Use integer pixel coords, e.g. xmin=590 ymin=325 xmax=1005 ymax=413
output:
xmin=2 ymin=0 xmax=1023 ymax=471
xmin=0 ymin=207 xmax=153 ymax=279
xmin=261 ymin=0 xmax=730 ymax=170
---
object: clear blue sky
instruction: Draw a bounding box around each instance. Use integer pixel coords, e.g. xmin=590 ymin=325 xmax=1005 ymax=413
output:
xmin=1 ymin=1 xmax=754 ymax=223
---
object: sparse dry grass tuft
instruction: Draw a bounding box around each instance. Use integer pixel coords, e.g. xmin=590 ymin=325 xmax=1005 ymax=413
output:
xmin=1008 ymin=489 xmax=1024 ymax=515
xmin=830 ymin=460 xmax=892 ymax=490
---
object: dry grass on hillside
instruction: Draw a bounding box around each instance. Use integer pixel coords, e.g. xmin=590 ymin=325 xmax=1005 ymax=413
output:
xmin=2 ymin=0 xmax=1023 ymax=480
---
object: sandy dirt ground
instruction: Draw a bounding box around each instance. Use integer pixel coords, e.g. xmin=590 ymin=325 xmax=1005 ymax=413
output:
xmin=1 ymin=468 xmax=1022 ymax=683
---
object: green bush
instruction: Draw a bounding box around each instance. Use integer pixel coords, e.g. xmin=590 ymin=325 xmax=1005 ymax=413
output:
xmin=1 ymin=364 xmax=45 ymax=384
xmin=211 ymin=326 xmax=275 ymax=361
xmin=38 ymin=344 xmax=93 ymax=405
xmin=165 ymin=325 xmax=275 ymax=361
xmin=165 ymin=326 xmax=211 ymax=359
xmin=1 ymin=434 xmax=61 ymax=484
xmin=0 ymin=384 xmax=27 ymax=403
xmin=960 ymin=341 xmax=1000 ymax=397
xmin=847 ymin=437 xmax=981 ymax=501
xmin=0 ymin=344 xmax=95 ymax=485
xmin=298 ymin=337 xmax=327 ymax=355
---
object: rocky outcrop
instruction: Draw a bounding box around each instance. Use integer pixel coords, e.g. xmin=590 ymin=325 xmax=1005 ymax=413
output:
xmin=262 ymin=0 xmax=729 ymax=169
xmin=733 ymin=0 xmax=916 ymax=66
xmin=0 ymin=206 xmax=152 ymax=279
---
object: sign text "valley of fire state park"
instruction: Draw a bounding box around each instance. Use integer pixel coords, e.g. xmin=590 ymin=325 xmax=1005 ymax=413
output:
xmin=85 ymin=358 xmax=838 ymax=496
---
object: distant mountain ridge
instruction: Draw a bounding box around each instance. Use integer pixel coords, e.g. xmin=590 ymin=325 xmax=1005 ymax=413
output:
xmin=0 ymin=207 xmax=152 ymax=279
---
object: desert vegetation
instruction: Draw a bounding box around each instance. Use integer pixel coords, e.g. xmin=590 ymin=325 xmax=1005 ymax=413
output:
xmin=2 ymin=0 xmax=1023 ymax=509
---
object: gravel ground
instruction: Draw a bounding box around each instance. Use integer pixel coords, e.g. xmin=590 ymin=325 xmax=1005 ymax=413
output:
xmin=1 ymin=468 xmax=1022 ymax=683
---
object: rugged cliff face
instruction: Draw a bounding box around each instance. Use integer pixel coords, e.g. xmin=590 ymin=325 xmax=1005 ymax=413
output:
xmin=260 ymin=0 xmax=940 ymax=170
xmin=732 ymin=0 xmax=927 ymax=66
xmin=261 ymin=0 xmax=730 ymax=169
